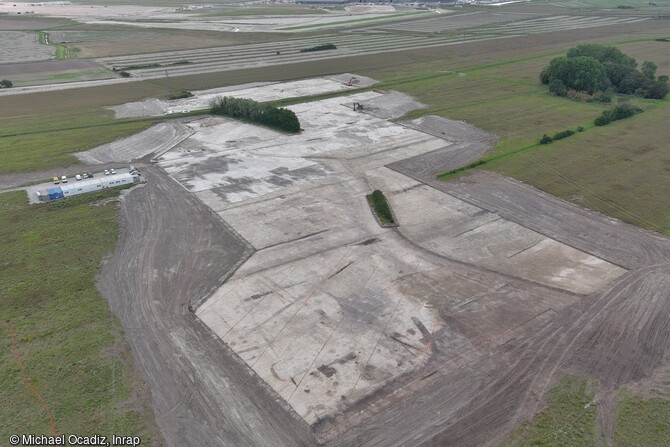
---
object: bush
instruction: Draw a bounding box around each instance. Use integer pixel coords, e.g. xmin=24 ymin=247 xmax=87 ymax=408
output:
xmin=367 ymin=190 xmax=394 ymax=224
xmin=300 ymin=43 xmax=337 ymax=53
xmin=0 ymin=79 xmax=13 ymax=88
xmin=210 ymin=96 xmax=301 ymax=133
xmin=167 ymin=90 xmax=194 ymax=100
xmin=566 ymin=89 xmax=594 ymax=102
xmin=577 ymin=126 xmax=585 ymax=132
xmin=642 ymin=80 xmax=669 ymax=99
xmin=594 ymin=102 xmax=642 ymax=126
xmin=552 ymin=129 xmax=575 ymax=140
xmin=540 ymin=134 xmax=553 ymax=144
xmin=592 ymin=90 xmax=613 ymax=103
xmin=118 ymin=71 xmax=130 ymax=78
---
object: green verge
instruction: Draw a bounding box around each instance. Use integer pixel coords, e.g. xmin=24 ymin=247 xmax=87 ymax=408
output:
xmin=500 ymin=376 xmax=598 ymax=447
xmin=0 ymin=189 xmax=161 ymax=443
xmin=615 ymin=389 xmax=670 ymax=447
xmin=366 ymin=189 xmax=395 ymax=225
xmin=0 ymin=110 xmax=157 ymax=174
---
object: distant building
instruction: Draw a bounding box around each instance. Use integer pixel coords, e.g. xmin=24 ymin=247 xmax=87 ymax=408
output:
xmin=295 ymin=0 xmax=353 ymax=4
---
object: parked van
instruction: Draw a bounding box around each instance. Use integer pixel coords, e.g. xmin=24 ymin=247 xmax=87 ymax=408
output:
xmin=53 ymin=177 xmax=60 ymax=184
xmin=61 ymin=175 xmax=68 ymax=183
xmin=75 ymin=174 xmax=82 ymax=181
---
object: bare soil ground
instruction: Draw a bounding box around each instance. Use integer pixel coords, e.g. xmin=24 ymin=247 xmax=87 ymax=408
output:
xmin=97 ymin=165 xmax=319 ymax=447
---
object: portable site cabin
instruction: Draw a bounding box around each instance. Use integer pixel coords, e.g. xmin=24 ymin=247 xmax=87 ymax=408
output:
xmin=36 ymin=172 xmax=137 ymax=202
xmin=36 ymin=187 xmax=65 ymax=202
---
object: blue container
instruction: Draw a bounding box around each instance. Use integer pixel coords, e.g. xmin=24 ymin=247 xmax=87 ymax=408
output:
xmin=47 ymin=187 xmax=64 ymax=200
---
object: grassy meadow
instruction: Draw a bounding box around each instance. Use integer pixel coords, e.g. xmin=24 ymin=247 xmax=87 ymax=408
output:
xmin=0 ymin=189 xmax=162 ymax=444
xmin=501 ymin=376 xmax=598 ymax=447
xmin=0 ymin=110 xmax=156 ymax=174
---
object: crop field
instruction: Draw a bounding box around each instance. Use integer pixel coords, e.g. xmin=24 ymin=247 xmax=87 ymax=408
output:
xmin=0 ymin=189 xmax=161 ymax=444
xmin=44 ymin=27 xmax=270 ymax=58
xmin=96 ymin=14 xmax=649 ymax=79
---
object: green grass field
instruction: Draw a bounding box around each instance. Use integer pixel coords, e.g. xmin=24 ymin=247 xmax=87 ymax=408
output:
xmin=0 ymin=110 xmax=156 ymax=174
xmin=0 ymin=189 xmax=161 ymax=443
xmin=615 ymin=389 xmax=670 ymax=447
xmin=501 ymin=376 xmax=598 ymax=447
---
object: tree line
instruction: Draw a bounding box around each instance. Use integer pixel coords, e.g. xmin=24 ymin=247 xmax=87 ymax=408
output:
xmin=210 ymin=96 xmax=301 ymax=133
xmin=540 ymin=44 xmax=668 ymax=100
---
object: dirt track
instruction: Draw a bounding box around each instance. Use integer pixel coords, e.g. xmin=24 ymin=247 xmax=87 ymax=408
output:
xmin=97 ymin=166 xmax=318 ymax=447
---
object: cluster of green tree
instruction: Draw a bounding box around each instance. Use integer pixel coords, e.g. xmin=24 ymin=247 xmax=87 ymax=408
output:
xmin=210 ymin=96 xmax=301 ymax=133
xmin=0 ymin=79 xmax=13 ymax=88
xmin=541 ymin=44 xmax=668 ymax=100
xmin=300 ymin=43 xmax=337 ymax=53
xmin=367 ymin=190 xmax=394 ymax=225
xmin=167 ymin=90 xmax=194 ymax=100
xmin=594 ymin=102 xmax=642 ymax=126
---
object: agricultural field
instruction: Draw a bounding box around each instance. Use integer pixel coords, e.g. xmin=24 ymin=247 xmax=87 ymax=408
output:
xmin=0 ymin=31 xmax=53 ymax=63
xmin=96 ymin=13 xmax=651 ymax=79
xmin=368 ymin=37 xmax=670 ymax=235
xmin=42 ymin=26 xmax=273 ymax=58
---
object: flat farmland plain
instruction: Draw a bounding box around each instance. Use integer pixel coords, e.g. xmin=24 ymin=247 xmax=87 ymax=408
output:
xmin=96 ymin=14 xmax=650 ymax=79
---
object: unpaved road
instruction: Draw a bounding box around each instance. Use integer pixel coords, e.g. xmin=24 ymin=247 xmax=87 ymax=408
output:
xmin=97 ymin=166 xmax=317 ymax=447
xmin=0 ymin=163 xmax=109 ymax=191
xmin=97 ymin=148 xmax=670 ymax=445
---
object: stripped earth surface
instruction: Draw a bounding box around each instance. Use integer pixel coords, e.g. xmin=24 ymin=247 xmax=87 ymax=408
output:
xmin=85 ymin=77 xmax=670 ymax=446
